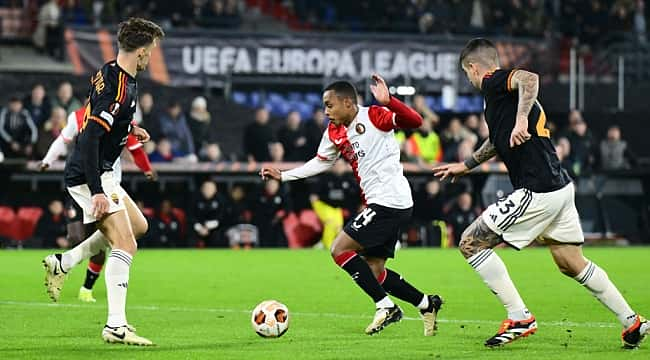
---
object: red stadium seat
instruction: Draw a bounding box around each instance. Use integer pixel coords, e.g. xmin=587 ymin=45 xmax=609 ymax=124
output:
xmin=282 ymin=213 xmax=301 ymax=248
xmin=0 ymin=206 xmax=18 ymax=239
xmin=298 ymin=209 xmax=323 ymax=233
xmin=142 ymin=207 xmax=155 ymax=218
xmin=16 ymin=207 xmax=44 ymax=241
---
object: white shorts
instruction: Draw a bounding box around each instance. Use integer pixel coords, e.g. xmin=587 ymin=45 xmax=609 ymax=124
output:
xmin=482 ymin=182 xmax=584 ymax=250
xmin=67 ymin=172 xmax=128 ymax=224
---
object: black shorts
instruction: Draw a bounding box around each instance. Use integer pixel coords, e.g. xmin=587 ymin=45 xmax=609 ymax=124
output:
xmin=343 ymin=203 xmax=412 ymax=259
xmin=64 ymin=191 xmax=83 ymax=224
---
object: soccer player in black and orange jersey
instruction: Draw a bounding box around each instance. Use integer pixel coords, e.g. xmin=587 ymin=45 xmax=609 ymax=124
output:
xmin=42 ymin=18 xmax=164 ymax=346
xmin=434 ymin=38 xmax=648 ymax=349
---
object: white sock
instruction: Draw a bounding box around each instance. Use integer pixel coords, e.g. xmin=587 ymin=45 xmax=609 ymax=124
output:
xmin=376 ymin=296 xmax=395 ymax=309
xmin=105 ymin=249 xmax=132 ymax=328
xmin=416 ymin=295 xmax=429 ymax=310
xmin=61 ymin=230 xmax=110 ymax=272
xmin=468 ymin=249 xmax=530 ymax=321
xmin=574 ymin=261 xmax=636 ymax=328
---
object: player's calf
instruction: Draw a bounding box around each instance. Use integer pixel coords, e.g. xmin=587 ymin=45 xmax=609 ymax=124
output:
xmin=459 ymin=217 xmax=502 ymax=259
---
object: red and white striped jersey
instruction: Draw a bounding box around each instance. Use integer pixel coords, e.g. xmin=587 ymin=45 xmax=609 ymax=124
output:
xmin=316 ymin=105 xmax=413 ymax=209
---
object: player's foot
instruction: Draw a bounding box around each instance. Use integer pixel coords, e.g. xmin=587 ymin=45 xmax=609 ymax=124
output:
xmin=78 ymin=287 xmax=96 ymax=303
xmin=622 ymin=315 xmax=650 ymax=349
xmin=420 ymin=294 xmax=444 ymax=336
xmin=42 ymin=254 xmax=67 ymax=302
xmin=102 ymin=325 xmax=153 ymax=346
xmin=365 ymin=305 xmax=403 ymax=335
xmin=484 ymin=316 xmax=537 ymax=347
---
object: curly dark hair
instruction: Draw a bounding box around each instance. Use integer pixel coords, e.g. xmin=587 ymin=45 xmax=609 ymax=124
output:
xmin=117 ymin=18 xmax=165 ymax=52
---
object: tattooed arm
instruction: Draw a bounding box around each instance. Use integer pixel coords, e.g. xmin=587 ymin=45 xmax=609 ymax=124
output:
xmin=464 ymin=138 xmax=497 ymax=170
xmin=508 ymin=69 xmax=539 ymax=147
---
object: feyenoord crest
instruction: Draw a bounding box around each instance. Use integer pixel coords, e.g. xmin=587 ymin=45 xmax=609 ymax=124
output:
xmin=109 ymin=102 xmax=121 ymax=116
xmin=355 ymin=123 xmax=366 ymax=134
xmin=111 ymin=193 xmax=119 ymax=205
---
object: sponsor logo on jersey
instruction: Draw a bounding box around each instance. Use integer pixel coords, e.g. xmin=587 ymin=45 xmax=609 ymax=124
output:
xmin=100 ymin=111 xmax=115 ymax=126
xmin=355 ymin=123 xmax=365 ymax=134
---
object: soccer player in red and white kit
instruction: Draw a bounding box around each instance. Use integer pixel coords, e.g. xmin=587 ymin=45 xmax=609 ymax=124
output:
xmin=40 ymin=105 xmax=155 ymax=303
xmin=261 ymin=74 xmax=443 ymax=336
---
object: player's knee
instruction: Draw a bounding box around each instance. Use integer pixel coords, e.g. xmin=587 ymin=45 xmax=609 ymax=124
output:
xmin=459 ymin=230 xmax=478 ymax=259
xmin=131 ymin=218 xmax=148 ymax=240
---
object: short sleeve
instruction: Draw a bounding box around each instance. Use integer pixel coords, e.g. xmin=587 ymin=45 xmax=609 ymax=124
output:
xmin=60 ymin=112 xmax=79 ymax=142
xmin=368 ymin=105 xmax=395 ymax=132
xmin=481 ymin=69 xmax=516 ymax=96
xmin=316 ymin=130 xmax=339 ymax=161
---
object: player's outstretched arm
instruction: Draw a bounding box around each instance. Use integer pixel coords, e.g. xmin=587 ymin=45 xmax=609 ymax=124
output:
xmin=260 ymin=157 xmax=336 ymax=182
xmin=370 ymin=74 xmax=422 ymax=129
xmin=509 ymin=70 xmax=538 ymax=147
xmin=432 ymin=139 xmax=496 ymax=182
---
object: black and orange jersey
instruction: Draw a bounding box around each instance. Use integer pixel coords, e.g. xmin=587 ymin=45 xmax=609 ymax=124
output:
xmin=481 ymin=68 xmax=571 ymax=193
xmin=64 ymin=61 xmax=138 ymax=194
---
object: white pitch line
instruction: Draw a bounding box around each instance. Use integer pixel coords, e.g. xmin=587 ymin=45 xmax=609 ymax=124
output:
xmin=0 ymin=300 xmax=617 ymax=328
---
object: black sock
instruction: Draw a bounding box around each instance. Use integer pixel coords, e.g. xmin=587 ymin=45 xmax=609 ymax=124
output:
xmin=335 ymin=251 xmax=387 ymax=303
xmin=83 ymin=268 xmax=100 ymax=290
xmin=381 ymin=269 xmax=425 ymax=307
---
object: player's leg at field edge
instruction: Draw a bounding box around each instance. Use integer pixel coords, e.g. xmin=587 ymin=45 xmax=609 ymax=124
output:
xmin=366 ymin=257 xmax=430 ymax=309
xmin=96 ymin=195 xmax=147 ymax=328
xmin=548 ymin=242 xmax=637 ymax=328
xmin=330 ymin=232 xmax=394 ymax=308
xmin=460 ymin=217 xmax=530 ymax=321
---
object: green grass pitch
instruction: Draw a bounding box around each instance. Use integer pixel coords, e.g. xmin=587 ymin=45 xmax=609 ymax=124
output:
xmin=1 ymin=247 xmax=649 ymax=359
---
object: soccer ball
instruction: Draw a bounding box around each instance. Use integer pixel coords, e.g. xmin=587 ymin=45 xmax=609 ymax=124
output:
xmin=251 ymin=300 xmax=290 ymax=338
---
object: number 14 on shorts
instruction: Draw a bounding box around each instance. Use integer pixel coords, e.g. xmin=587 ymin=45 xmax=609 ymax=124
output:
xmin=352 ymin=208 xmax=377 ymax=230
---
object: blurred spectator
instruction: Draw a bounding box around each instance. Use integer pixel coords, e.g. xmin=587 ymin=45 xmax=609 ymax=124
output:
xmin=225 ymin=184 xmax=253 ymax=228
xmin=464 ymin=114 xmax=481 ymax=140
xmin=52 ymin=82 xmax=82 ymax=114
xmin=566 ymin=110 xmax=595 ymax=177
xmin=404 ymin=118 xmax=442 ymax=164
xmin=188 ymin=96 xmax=213 ymax=154
xmin=136 ymin=92 xmax=160 ymax=141
xmin=635 ymin=0 xmax=647 ymax=42
xmin=33 ymin=0 xmax=63 ymax=60
xmin=33 ymin=200 xmax=67 ymax=248
xmin=153 ymin=200 xmax=184 ymax=247
xmin=192 ymin=180 xmax=228 ymax=247
xmin=149 ymin=138 xmax=182 ymax=163
xmin=583 ymin=0 xmax=609 ymax=44
xmin=23 ymin=84 xmax=52 ymax=127
xmin=35 ymin=106 xmax=66 ymax=159
xmin=441 ymin=117 xmax=477 ymax=162
xmin=200 ymin=143 xmax=223 ymax=163
xmin=244 ymin=107 xmax=274 ymax=162
xmin=555 ymin=137 xmax=577 ymax=179
xmin=0 ymin=97 xmax=37 ymax=159
xmin=269 ymin=142 xmax=285 ymax=162
xmin=252 ymin=179 xmax=290 ymax=247
xmin=200 ymin=0 xmax=243 ymax=28
xmin=446 ymin=192 xmax=479 ymax=245
xmin=413 ymin=95 xmax=439 ymax=127
xmin=610 ymin=1 xmax=634 ymax=33
xmin=598 ymin=125 xmax=637 ymax=170
xmin=278 ymin=111 xmax=310 ymax=161
xmin=159 ymin=101 xmax=196 ymax=157
xmin=414 ymin=179 xmax=445 ymax=223
xmin=304 ymin=108 xmax=327 ymax=155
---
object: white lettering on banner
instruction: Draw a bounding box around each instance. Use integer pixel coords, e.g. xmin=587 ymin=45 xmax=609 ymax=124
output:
xmin=181 ymin=45 xmax=458 ymax=80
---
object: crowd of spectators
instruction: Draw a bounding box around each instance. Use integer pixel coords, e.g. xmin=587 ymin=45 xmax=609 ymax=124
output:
xmin=0 ymin=82 xmax=638 ymax=249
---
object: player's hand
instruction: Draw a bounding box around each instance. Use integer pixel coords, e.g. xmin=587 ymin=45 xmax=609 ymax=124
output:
xmin=432 ymin=162 xmax=470 ymax=183
xmin=370 ymin=73 xmax=390 ymax=105
xmin=39 ymin=161 xmax=50 ymax=172
xmin=509 ymin=119 xmax=531 ymax=147
xmin=91 ymin=193 xmax=110 ymax=219
xmin=131 ymin=126 xmax=151 ymax=143
xmin=259 ymin=167 xmax=281 ymax=181
xmin=144 ymin=169 xmax=158 ymax=181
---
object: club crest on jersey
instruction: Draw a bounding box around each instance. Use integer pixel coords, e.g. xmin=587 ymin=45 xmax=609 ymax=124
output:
xmin=109 ymin=102 xmax=121 ymax=116
xmin=355 ymin=123 xmax=366 ymax=134
xmin=111 ymin=193 xmax=119 ymax=205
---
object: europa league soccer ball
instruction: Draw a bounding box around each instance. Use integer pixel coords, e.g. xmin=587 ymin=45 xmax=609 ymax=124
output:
xmin=251 ymin=300 xmax=290 ymax=338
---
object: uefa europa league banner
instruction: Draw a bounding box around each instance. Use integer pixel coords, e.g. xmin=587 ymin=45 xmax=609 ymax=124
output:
xmin=67 ymin=28 xmax=536 ymax=89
